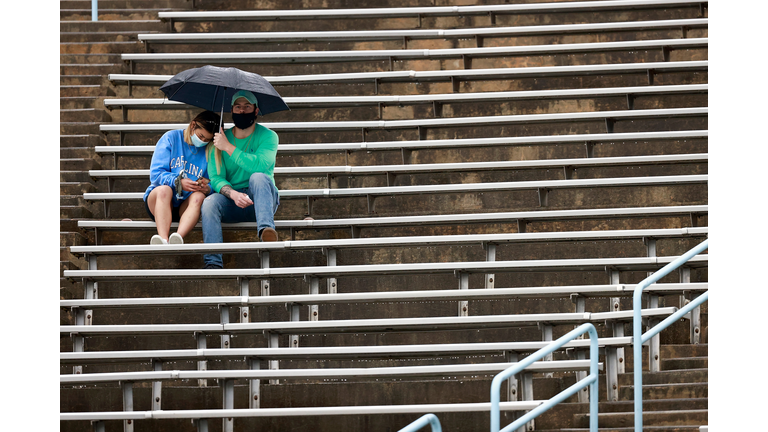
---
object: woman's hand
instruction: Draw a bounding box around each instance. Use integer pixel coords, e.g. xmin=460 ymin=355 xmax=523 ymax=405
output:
xmin=213 ymin=127 xmax=236 ymax=156
xmin=180 ymin=177 xmax=202 ymax=192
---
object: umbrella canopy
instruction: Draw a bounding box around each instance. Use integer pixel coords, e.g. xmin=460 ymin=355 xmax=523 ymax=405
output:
xmin=159 ymin=65 xmax=290 ymax=115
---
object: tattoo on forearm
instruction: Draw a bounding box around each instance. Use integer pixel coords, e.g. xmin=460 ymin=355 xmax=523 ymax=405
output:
xmin=220 ymin=185 xmax=234 ymax=199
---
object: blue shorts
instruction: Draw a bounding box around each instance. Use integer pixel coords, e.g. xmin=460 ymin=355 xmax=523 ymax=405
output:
xmin=144 ymin=199 xmax=181 ymax=222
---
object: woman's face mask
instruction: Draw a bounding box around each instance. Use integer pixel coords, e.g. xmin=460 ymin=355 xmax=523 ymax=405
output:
xmin=190 ymin=125 xmax=211 ymax=147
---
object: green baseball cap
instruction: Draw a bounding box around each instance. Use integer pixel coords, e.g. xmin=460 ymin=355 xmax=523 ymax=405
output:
xmin=231 ymin=90 xmax=258 ymax=108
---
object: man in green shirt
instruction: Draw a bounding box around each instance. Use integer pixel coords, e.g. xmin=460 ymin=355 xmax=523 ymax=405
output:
xmin=201 ymin=90 xmax=280 ymax=269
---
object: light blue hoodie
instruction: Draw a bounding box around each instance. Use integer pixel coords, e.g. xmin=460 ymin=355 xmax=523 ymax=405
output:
xmin=143 ymin=129 xmax=210 ymax=206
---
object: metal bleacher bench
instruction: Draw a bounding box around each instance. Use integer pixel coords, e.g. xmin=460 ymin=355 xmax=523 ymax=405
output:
xmin=77 ymin=204 xmax=708 ymax=243
xmin=83 ymin=173 xmax=708 ymax=217
xmin=138 ymin=18 xmax=707 ymax=50
xmin=103 ymin=84 xmax=708 ymax=121
xmin=96 ymin=130 xmax=709 ymax=169
xmin=99 ymin=107 xmax=709 ymax=147
xmin=89 ymin=153 xmax=709 ymax=190
xmin=156 ymin=0 xmax=708 ymax=24
xmin=120 ymin=38 xmax=707 ymax=72
xmin=108 ymin=60 xmax=708 ymax=95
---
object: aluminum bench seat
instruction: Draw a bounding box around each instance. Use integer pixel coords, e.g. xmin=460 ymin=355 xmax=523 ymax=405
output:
xmin=61 ymin=282 xmax=707 ymax=311
xmin=60 ymin=308 xmax=676 ymax=337
xmin=98 ymin=108 xmax=709 ymax=137
xmin=61 ymin=359 xmax=598 ymax=384
xmin=107 ymin=60 xmax=708 ymax=90
xmin=104 ymin=84 xmax=708 ymax=123
xmin=156 ymin=0 xmax=707 ymax=22
xmin=82 ymin=174 xmax=709 ymax=217
xmin=60 ymin=336 xmax=634 ymax=364
xmin=68 ymin=227 xmax=708 ymax=258
xmin=88 ymin=154 xmax=709 ymax=184
xmin=120 ymin=38 xmax=707 ymax=66
xmin=61 ymin=401 xmax=544 ymax=422
xmin=139 ymin=19 xmax=707 ymax=46
xmin=62 ymin=254 xmax=708 ymax=282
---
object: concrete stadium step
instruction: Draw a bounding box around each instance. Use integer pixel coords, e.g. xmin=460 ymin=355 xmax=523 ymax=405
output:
xmin=61 ymin=147 xmax=105 ymax=160
xmin=60 ymin=169 xmax=96 ymax=183
xmin=61 ymin=231 xmax=90 ymax=248
xmin=574 ymin=409 xmax=707 ymax=429
xmin=60 ymin=19 xmax=166 ymax=33
xmin=596 ymin=398 xmax=708 ymax=414
xmin=60 ymin=205 xmax=95 ymax=220
xmin=60 ymin=134 xmax=107 ymax=148
xmin=61 ymin=53 xmax=123 ymax=64
xmin=619 ymin=382 xmax=707 ymax=400
xmin=60 ymin=41 xmax=144 ymax=55
xmin=60 ymin=75 xmax=104 ymax=86
xmin=61 ymin=9 xmax=174 ymax=21
xmin=619 ymin=369 xmax=707 ymax=386
xmin=60 ymin=63 xmax=122 ymax=76
xmin=61 ymin=0 xmax=192 ymax=9
xmin=662 ymin=357 xmax=708 ymax=370
xmin=61 ymin=158 xmax=102 ymax=171
xmin=60 ymin=108 xmax=113 ymax=123
xmin=661 ymin=344 xmax=708 ymax=358
xmin=60 ymin=218 xmax=81 ymax=232
xmin=61 ymin=182 xmax=98 ymax=196
xmin=60 ymin=31 xmax=152 ymax=43
xmin=60 ymin=122 xmax=101 ymax=135
xmin=60 ymin=97 xmax=104 ymax=110
xmin=59 ymin=85 xmax=103 ymax=97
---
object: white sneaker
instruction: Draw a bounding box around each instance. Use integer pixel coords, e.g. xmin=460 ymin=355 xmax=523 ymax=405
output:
xmin=169 ymin=232 xmax=184 ymax=245
xmin=150 ymin=235 xmax=168 ymax=245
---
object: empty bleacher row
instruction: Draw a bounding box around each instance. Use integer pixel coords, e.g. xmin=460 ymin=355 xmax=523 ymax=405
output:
xmin=60 ymin=1 xmax=708 ymax=431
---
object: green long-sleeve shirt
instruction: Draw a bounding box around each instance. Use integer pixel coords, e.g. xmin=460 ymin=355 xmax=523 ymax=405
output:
xmin=207 ymin=124 xmax=278 ymax=192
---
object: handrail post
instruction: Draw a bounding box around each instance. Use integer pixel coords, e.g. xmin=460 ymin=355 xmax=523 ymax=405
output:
xmin=632 ymin=239 xmax=708 ymax=432
xmin=398 ymin=413 xmax=442 ymax=432
xmin=92 ymin=0 xmax=98 ymax=21
xmin=491 ymin=323 xmax=599 ymax=432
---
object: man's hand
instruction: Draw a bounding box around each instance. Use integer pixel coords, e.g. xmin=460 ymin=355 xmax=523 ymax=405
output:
xmin=221 ymin=185 xmax=253 ymax=208
xmin=231 ymin=191 xmax=254 ymax=208
xmin=213 ymin=127 xmax=236 ymax=156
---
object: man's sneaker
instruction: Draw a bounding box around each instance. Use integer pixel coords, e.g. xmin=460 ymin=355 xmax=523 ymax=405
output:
xmin=260 ymin=227 xmax=278 ymax=242
xmin=203 ymin=263 xmax=223 ymax=269
xmin=169 ymin=233 xmax=184 ymax=244
xmin=150 ymin=235 xmax=168 ymax=245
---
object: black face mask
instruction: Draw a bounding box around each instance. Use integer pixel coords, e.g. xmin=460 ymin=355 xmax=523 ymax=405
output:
xmin=232 ymin=111 xmax=257 ymax=129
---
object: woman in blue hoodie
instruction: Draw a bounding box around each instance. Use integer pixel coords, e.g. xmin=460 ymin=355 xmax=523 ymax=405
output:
xmin=143 ymin=110 xmax=221 ymax=245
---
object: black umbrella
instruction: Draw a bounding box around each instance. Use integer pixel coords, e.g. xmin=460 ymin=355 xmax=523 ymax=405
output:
xmin=159 ymin=65 xmax=290 ymax=122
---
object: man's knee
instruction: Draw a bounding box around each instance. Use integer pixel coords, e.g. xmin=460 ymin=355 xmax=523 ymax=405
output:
xmin=249 ymin=172 xmax=270 ymax=187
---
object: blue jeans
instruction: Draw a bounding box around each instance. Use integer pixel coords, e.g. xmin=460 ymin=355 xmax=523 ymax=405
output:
xmin=201 ymin=173 xmax=280 ymax=267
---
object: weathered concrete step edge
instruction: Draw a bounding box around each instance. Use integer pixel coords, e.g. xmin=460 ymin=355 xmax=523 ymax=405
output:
xmin=574 ymin=409 xmax=707 ymax=428
xmin=619 ymin=369 xmax=707 ymax=386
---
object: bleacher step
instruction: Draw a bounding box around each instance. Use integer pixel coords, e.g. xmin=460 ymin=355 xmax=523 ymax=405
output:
xmin=60 ymin=170 xmax=95 ymax=183
xmin=59 ymin=85 xmax=105 ymax=98
xmin=61 ymin=9 xmax=176 ymax=21
xmin=619 ymin=382 xmax=708 ymax=400
xmin=60 ymin=41 xmax=145 ymax=55
xmin=61 ymin=231 xmax=90 ymax=247
xmin=574 ymin=409 xmax=708 ymax=429
xmin=61 ymin=158 xmax=101 ymax=171
xmin=60 ymin=64 xmax=121 ymax=76
xmin=662 ymin=357 xmax=708 ymax=370
xmin=60 ymin=74 xmax=104 ymax=86
xmin=60 ymin=134 xmax=107 ymax=148
xmin=60 ymin=205 xmax=94 ymax=219
xmin=618 ymin=369 xmax=707 ymax=386
xmin=61 ymin=0 xmax=192 ymax=9
xmin=61 ymin=182 xmax=98 ymax=196
xmin=61 ymin=147 xmax=104 ymax=160
xmin=60 ymin=97 xmax=102 ymax=110
xmin=60 ymin=19 xmax=166 ymax=33
xmin=60 ymin=31 xmax=152 ymax=43
xmin=60 ymin=122 xmax=101 ymax=135
xmin=60 ymin=53 xmax=123 ymax=65
xmin=60 ymin=108 xmax=113 ymax=123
